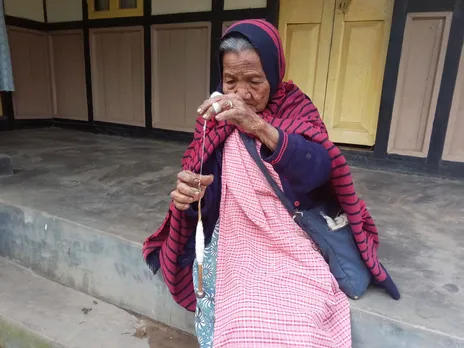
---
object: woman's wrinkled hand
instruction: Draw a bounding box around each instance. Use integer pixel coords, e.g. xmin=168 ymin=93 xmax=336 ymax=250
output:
xmin=171 ymin=170 xmax=214 ymax=211
xmin=197 ymin=94 xmax=265 ymax=134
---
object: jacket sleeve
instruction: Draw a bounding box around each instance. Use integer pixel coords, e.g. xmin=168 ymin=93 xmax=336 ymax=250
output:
xmin=260 ymin=128 xmax=332 ymax=194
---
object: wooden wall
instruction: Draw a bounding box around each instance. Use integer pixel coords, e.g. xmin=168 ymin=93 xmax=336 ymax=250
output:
xmin=4 ymin=0 xmax=273 ymax=131
xmin=90 ymin=27 xmax=145 ymax=126
xmin=373 ymin=0 xmax=464 ymax=177
xmin=8 ymin=27 xmax=53 ymax=119
xmin=387 ymin=12 xmax=452 ymax=157
xmin=442 ymin=43 xmax=464 ymax=163
xmin=152 ymin=23 xmax=210 ymax=132
xmin=49 ymin=31 xmax=87 ymax=121
xmin=4 ymin=0 xmax=464 ymax=177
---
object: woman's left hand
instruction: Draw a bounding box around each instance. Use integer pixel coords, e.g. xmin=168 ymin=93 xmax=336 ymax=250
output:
xmin=197 ymin=94 xmax=266 ymax=135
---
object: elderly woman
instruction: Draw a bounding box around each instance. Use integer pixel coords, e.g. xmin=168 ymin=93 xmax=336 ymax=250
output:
xmin=143 ymin=20 xmax=398 ymax=347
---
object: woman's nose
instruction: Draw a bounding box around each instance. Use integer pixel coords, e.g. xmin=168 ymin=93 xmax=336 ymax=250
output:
xmin=235 ymin=85 xmax=251 ymax=100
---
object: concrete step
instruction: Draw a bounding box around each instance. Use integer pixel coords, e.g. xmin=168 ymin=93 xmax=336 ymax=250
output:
xmin=0 ymin=200 xmax=194 ymax=334
xmin=1 ymin=200 xmax=463 ymax=348
xmin=0 ymin=257 xmax=197 ymax=348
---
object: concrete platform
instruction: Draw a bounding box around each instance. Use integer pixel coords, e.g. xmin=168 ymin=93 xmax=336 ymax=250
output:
xmin=0 ymin=128 xmax=463 ymax=347
xmin=0 ymin=154 xmax=12 ymax=176
xmin=0 ymin=257 xmax=197 ymax=348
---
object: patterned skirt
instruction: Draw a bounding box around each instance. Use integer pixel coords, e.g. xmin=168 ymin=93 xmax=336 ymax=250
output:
xmin=192 ymin=220 xmax=220 ymax=348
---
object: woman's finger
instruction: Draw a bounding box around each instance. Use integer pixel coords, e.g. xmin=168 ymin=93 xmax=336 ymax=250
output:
xmin=177 ymin=182 xmax=201 ymax=199
xmin=171 ymin=190 xmax=195 ymax=204
xmin=199 ymin=174 xmax=214 ymax=186
xmin=177 ymin=171 xmax=199 ymax=187
xmin=214 ymin=108 xmax=241 ymax=122
xmin=173 ymin=201 xmax=190 ymax=211
xmin=197 ymin=95 xmax=223 ymax=116
xmin=202 ymin=98 xmax=236 ymax=121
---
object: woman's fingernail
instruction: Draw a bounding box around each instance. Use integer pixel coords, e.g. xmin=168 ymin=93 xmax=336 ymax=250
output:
xmin=197 ymin=108 xmax=202 ymax=113
xmin=202 ymin=114 xmax=208 ymax=119
xmin=215 ymin=115 xmax=220 ymax=120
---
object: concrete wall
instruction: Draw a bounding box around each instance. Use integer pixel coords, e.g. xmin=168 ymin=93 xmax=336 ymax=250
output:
xmin=4 ymin=0 xmax=44 ymax=22
xmin=46 ymin=0 xmax=83 ymax=23
xmin=152 ymin=0 xmax=211 ymax=15
xmin=224 ymin=0 xmax=267 ymax=10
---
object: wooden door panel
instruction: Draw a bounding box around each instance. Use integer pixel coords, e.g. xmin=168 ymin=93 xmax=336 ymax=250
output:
xmin=324 ymin=0 xmax=394 ymax=145
xmin=152 ymin=23 xmax=210 ymax=132
xmin=279 ymin=0 xmax=335 ymax=116
xmin=328 ymin=21 xmax=385 ymax=142
xmin=90 ymin=27 xmax=145 ymax=126
xmin=443 ymin=44 xmax=464 ymax=162
xmin=284 ymin=23 xmax=321 ymax=102
xmin=388 ymin=13 xmax=452 ymax=157
xmin=345 ymin=0 xmax=390 ymax=21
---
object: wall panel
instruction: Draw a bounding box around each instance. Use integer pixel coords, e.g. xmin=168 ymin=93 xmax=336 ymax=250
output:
xmin=8 ymin=27 xmax=53 ymax=119
xmin=387 ymin=12 xmax=452 ymax=157
xmin=151 ymin=0 xmax=211 ymax=15
xmin=50 ymin=31 xmax=87 ymax=121
xmin=46 ymin=0 xmax=83 ymax=23
xmin=443 ymin=44 xmax=464 ymax=163
xmin=90 ymin=27 xmax=145 ymax=126
xmin=4 ymin=0 xmax=44 ymax=22
xmin=224 ymin=0 xmax=266 ymax=10
xmin=152 ymin=23 xmax=210 ymax=132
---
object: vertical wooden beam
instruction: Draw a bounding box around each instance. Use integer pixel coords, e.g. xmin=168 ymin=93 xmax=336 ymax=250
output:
xmin=266 ymin=0 xmax=279 ymax=28
xmin=144 ymin=0 xmax=152 ymax=129
xmin=373 ymin=0 xmax=408 ymax=158
xmin=209 ymin=0 xmax=224 ymax=93
xmin=1 ymin=92 xmax=15 ymax=129
xmin=43 ymin=0 xmax=48 ymax=23
xmin=82 ymin=0 xmax=94 ymax=124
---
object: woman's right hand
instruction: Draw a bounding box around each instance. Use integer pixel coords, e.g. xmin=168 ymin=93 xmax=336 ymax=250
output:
xmin=171 ymin=170 xmax=214 ymax=211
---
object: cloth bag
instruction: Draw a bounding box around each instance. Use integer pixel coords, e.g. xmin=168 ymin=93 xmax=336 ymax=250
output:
xmin=240 ymin=132 xmax=371 ymax=299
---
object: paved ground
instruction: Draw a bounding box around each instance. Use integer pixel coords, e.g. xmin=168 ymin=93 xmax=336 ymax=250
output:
xmin=0 ymin=128 xmax=463 ymax=343
xmin=0 ymin=257 xmax=197 ymax=348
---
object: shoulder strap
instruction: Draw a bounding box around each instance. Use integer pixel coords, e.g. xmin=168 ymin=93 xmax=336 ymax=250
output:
xmin=239 ymin=132 xmax=296 ymax=216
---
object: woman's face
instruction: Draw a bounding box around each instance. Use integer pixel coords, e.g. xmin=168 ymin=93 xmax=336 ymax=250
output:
xmin=222 ymin=49 xmax=271 ymax=113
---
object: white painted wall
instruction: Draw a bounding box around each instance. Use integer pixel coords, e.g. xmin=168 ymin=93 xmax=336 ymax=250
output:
xmin=224 ymin=0 xmax=267 ymax=10
xmin=4 ymin=0 xmax=44 ymax=22
xmin=46 ymin=0 xmax=83 ymax=23
xmin=152 ymin=0 xmax=211 ymax=15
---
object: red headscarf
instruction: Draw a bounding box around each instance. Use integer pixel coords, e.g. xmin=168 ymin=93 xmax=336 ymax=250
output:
xmin=142 ymin=19 xmax=399 ymax=311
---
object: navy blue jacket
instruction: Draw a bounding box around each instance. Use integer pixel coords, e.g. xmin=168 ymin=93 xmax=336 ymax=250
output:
xmin=179 ymin=129 xmax=331 ymax=267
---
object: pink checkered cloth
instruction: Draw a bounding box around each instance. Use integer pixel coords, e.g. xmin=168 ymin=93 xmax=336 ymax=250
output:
xmin=213 ymin=130 xmax=351 ymax=347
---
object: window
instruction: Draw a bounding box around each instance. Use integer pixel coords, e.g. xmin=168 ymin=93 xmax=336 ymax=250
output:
xmin=88 ymin=0 xmax=143 ymax=19
xmin=119 ymin=0 xmax=137 ymax=9
xmin=94 ymin=0 xmax=110 ymax=11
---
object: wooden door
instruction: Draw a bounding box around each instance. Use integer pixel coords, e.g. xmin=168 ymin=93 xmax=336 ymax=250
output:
xmin=278 ymin=0 xmax=335 ymax=116
xmin=323 ymin=0 xmax=394 ymax=145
